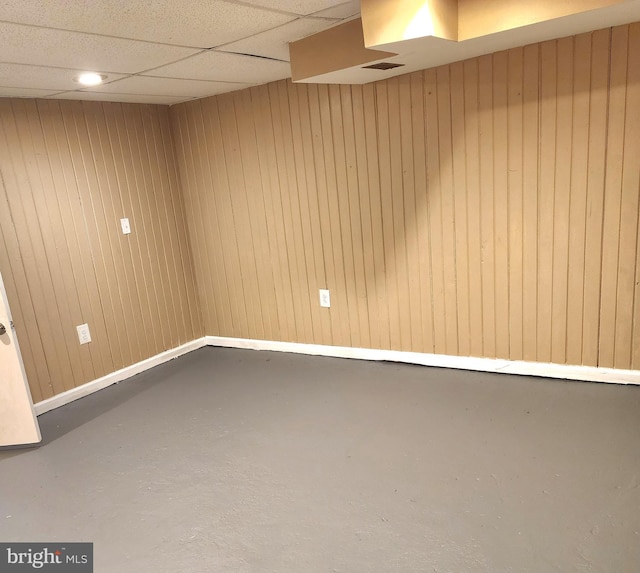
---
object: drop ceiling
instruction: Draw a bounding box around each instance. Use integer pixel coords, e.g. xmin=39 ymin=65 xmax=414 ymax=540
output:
xmin=2 ymin=1 xmax=639 ymax=106
xmin=0 ymin=0 xmax=360 ymax=105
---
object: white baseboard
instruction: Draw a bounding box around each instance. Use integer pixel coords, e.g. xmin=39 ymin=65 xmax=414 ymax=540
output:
xmin=34 ymin=338 xmax=208 ymax=415
xmin=205 ymin=336 xmax=640 ymax=385
xmin=34 ymin=335 xmax=640 ymax=416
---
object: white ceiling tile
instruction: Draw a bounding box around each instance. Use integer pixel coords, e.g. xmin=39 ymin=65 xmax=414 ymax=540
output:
xmin=217 ymin=17 xmax=339 ymax=61
xmin=148 ymin=51 xmax=291 ymax=84
xmin=86 ymin=76 xmax=253 ymax=98
xmin=0 ymin=22 xmax=200 ymax=73
xmin=0 ymin=0 xmax=295 ymax=48
xmin=239 ymin=0 xmax=351 ymax=16
xmin=48 ymin=91 xmax=191 ymax=105
xmin=0 ymin=87 xmax=60 ymax=98
xmin=0 ymin=63 xmax=127 ymax=91
xmin=312 ymin=0 xmax=361 ymax=19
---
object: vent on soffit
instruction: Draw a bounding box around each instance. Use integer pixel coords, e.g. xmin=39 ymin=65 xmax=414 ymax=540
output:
xmin=362 ymin=62 xmax=405 ymax=70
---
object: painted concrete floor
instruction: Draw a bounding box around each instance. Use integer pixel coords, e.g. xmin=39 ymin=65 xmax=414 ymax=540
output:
xmin=1 ymin=347 xmax=639 ymax=572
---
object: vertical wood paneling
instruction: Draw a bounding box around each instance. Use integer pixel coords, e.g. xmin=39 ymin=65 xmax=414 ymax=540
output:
xmin=492 ymin=51 xmax=510 ymax=359
xmin=463 ymin=59 xmax=484 ymax=359
xmin=0 ymin=100 xmax=78 ymax=397
xmin=477 ymin=55 xmax=497 ymax=358
xmin=286 ymin=84 xmax=321 ymax=343
xmin=362 ymin=83 xmax=391 ymax=350
xmin=387 ymin=77 xmax=413 ymax=351
xmin=0 ymin=163 xmax=50 ymax=402
xmin=599 ymin=25 xmax=628 ymax=368
xmin=158 ymin=107 xmax=201 ymax=341
xmin=522 ymin=43 xmax=540 ymax=362
xmin=398 ymin=75 xmax=419 ymax=352
xmin=251 ymin=85 xmax=291 ymax=340
xmin=172 ymin=103 xmax=214 ymax=338
xmin=375 ymin=81 xmax=402 ymax=350
xmin=409 ymin=72 xmax=435 ymax=354
xmin=566 ymin=32 xmax=591 ymax=366
xmin=257 ymin=84 xmax=297 ymax=341
xmin=582 ymin=29 xmax=611 ymax=366
xmin=275 ymin=82 xmax=317 ymax=343
xmin=506 ymin=48 xmax=524 ymax=361
xmin=327 ymin=84 xmax=360 ymax=347
xmin=176 ymin=22 xmax=638 ymax=371
xmin=39 ymin=100 xmax=104 ymax=381
xmin=550 ymin=37 xmax=574 ymax=365
xmin=341 ymin=84 xmax=372 ymax=349
xmin=621 ymin=23 xmax=640 ymax=370
xmin=84 ymin=102 xmax=136 ymax=366
xmin=538 ymin=40 xmax=557 ymax=363
xmin=435 ymin=67 xmax=460 ymax=356
xmin=351 ymin=85 xmax=379 ymax=349
xmin=200 ymin=99 xmax=243 ymax=337
xmin=2 ymin=25 xmax=638 ymax=406
xmin=0 ymin=100 xmax=202 ymax=400
xmin=218 ymin=93 xmax=265 ymax=341
xmin=424 ymin=69 xmax=448 ymax=355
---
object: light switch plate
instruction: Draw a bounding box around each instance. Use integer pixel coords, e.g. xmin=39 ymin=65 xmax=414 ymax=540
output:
xmin=319 ymin=289 xmax=331 ymax=308
xmin=120 ymin=218 xmax=131 ymax=235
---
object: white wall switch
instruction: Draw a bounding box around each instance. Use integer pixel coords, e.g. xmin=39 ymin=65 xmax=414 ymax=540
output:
xmin=319 ymin=289 xmax=331 ymax=308
xmin=120 ymin=218 xmax=131 ymax=235
xmin=77 ymin=323 xmax=91 ymax=345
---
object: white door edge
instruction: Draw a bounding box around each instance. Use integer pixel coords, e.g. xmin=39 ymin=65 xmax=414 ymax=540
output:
xmin=0 ymin=272 xmax=41 ymax=446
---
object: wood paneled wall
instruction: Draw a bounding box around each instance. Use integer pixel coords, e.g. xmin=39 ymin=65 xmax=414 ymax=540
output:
xmin=0 ymin=99 xmax=202 ymax=403
xmin=171 ymin=23 xmax=640 ymax=370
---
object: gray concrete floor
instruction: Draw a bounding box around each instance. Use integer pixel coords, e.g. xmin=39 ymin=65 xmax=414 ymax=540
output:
xmin=1 ymin=347 xmax=639 ymax=572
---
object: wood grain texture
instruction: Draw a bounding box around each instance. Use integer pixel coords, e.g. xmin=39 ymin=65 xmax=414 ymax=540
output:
xmin=0 ymin=100 xmax=202 ymax=402
xmin=171 ymin=23 xmax=640 ymax=370
xmin=2 ymin=23 xmax=639 ymax=404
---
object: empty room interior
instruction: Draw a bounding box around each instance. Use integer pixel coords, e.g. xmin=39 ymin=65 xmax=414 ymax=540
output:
xmin=1 ymin=0 xmax=640 ymax=571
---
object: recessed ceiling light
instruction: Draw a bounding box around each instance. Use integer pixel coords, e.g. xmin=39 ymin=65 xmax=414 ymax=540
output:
xmin=74 ymin=72 xmax=107 ymax=86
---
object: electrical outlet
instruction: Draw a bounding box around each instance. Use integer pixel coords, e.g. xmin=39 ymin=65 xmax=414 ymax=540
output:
xmin=120 ymin=218 xmax=131 ymax=235
xmin=319 ymin=289 xmax=331 ymax=308
xmin=77 ymin=323 xmax=91 ymax=345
